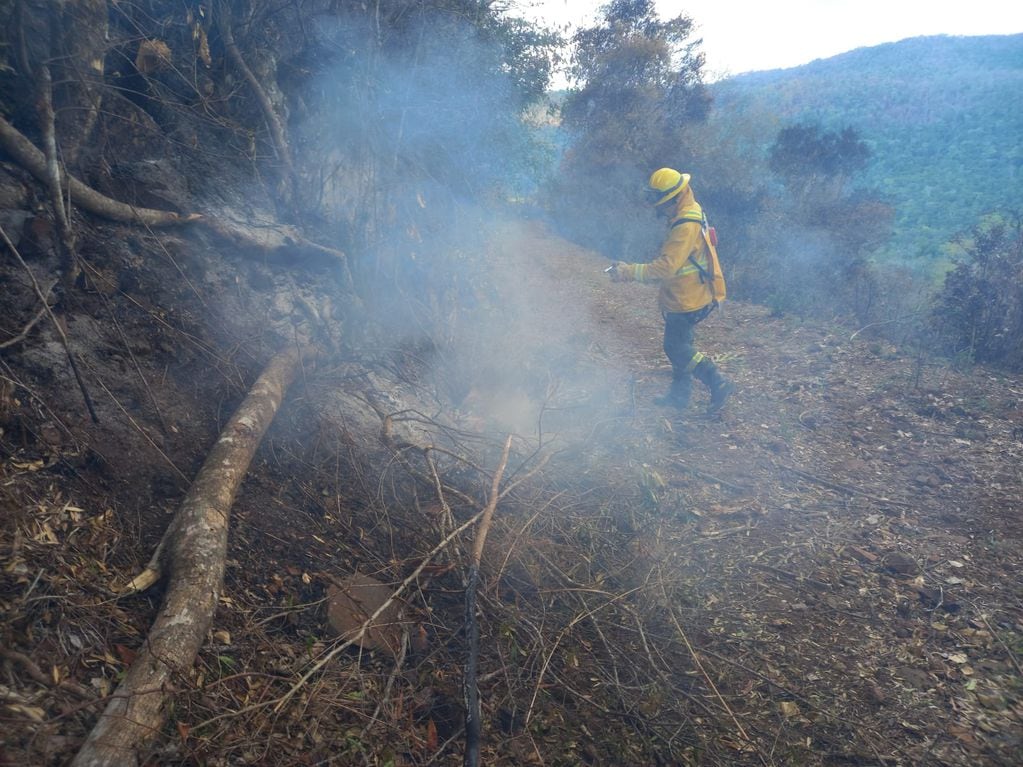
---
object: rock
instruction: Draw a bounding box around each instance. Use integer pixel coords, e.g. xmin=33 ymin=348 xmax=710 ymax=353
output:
xmin=0 ymin=209 xmax=31 ymax=246
xmin=326 ymin=573 xmax=407 ymax=658
xmin=915 ymin=585 xmax=958 ymax=612
xmin=108 ymin=158 xmax=191 ymax=212
xmin=915 ymin=585 xmax=941 ymax=606
xmin=882 ymin=552 xmax=919 ymax=575
xmin=894 ymin=665 xmax=932 ymax=689
xmin=0 ymin=165 xmax=30 ymax=210
xmin=845 ymin=545 xmax=878 ymax=563
xmin=38 ymin=421 xmax=64 ymax=447
xmin=778 ymin=701 xmax=800 ymax=718
xmin=865 ymin=683 xmax=886 ymax=704
xmin=22 ymin=215 xmax=56 ymax=257
xmin=975 ymin=692 xmax=1007 ymax=711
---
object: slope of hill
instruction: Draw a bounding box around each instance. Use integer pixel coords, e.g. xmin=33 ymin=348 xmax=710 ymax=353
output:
xmin=709 ymin=34 xmax=1023 ymax=261
xmin=4 ymin=214 xmax=1023 ymax=765
xmin=2 ymin=5 xmax=1021 ymax=764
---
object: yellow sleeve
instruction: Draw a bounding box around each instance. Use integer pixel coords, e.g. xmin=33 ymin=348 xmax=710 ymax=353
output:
xmin=632 ymin=221 xmax=702 ymax=283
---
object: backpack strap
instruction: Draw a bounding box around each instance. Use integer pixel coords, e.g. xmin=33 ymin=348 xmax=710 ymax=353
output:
xmin=670 ymin=210 xmax=705 ymax=230
xmin=687 ymin=253 xmax=711 ymax=283
xmin=672 ymin=210 xmax=712 ymax=283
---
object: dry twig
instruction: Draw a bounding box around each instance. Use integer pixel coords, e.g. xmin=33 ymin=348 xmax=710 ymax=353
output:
xmin=781 ymin=464 xmax=912 ymax=507
xmin=0 ymin=280 xmax=54 ymax=350
xmin=264 ymin=506 xmax=496 ymax=718
xmin=1 ymin=648 xmax=93 ymax=700
xmin=661 ymin=597 xmax=766 ymax=764
xmin=0 ymin=224 xmax=98 ymax=423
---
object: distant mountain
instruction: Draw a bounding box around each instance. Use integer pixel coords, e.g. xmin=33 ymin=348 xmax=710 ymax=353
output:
xmin=708 ymin=34 xmax=1023 ymax=262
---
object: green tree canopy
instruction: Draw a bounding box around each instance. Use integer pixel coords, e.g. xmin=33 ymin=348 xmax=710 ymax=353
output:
xmin=768 ymin=123 xmax=871 ymax=204
xmin=549 ymin=0 xmax=709 ymax=257
xmin=933 ymin=216 xmax=1023 ymax=371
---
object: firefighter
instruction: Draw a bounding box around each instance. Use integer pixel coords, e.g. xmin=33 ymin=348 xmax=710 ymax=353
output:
xmin=609 ymin=168 xmax=735 ymax=413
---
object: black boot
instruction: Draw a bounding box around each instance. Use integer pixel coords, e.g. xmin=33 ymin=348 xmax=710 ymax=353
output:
xmin=693 ymin=359 xmax=735 ymax=414
xmin=653 ymin=376 xmax=692 ymax=409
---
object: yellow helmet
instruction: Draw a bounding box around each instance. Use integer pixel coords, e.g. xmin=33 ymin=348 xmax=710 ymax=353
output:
xmin=648 ymin=168 xmax=690 ymax=206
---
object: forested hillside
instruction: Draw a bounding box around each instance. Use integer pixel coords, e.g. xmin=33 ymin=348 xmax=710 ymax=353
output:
xmin=707 ymin=34 xmax=1023 ymax=262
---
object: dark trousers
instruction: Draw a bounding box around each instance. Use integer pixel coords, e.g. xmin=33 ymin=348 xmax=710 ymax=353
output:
xmin=663 ymin=306 xmax=711 ymax=380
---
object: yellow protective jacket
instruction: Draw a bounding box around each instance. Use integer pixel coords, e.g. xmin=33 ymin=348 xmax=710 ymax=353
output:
xmin=617 ymin=187 xmax=726 ymax=314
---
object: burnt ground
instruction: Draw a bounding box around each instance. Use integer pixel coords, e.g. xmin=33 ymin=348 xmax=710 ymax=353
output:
xmin=517 ymin=221 xmax=1023 ymax=765
xmin=2 ymin=216 xmax=1023 ymax=766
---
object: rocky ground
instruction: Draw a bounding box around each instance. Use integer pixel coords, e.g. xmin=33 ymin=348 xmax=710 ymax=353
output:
xmin=2 ymin=217 xmax=1022 ymax=766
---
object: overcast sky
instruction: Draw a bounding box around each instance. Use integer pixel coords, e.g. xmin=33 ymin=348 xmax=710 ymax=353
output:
xmin=512 ymin=0 xmax=1023 ymax=80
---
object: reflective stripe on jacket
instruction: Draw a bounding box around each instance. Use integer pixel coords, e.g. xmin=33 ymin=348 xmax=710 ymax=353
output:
xmin=617 ymin=186 xmax=726 ymax=313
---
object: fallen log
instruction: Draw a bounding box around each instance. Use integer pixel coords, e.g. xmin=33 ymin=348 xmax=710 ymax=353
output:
xmin=0 ymin=115 xmax=351 ymax=272
xmin=0 ymin=115 xmax=196 ymax=228
xmin=71 ymin=343 xmax=318 ymax=767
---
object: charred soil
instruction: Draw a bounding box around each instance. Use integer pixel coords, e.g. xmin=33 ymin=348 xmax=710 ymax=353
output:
xmin=3 ymin=212 xmax=1023 ymax=766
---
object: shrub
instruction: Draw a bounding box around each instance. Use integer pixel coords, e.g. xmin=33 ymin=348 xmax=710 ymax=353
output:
xmin=932 ymin=217 xmax=1023 ymax=371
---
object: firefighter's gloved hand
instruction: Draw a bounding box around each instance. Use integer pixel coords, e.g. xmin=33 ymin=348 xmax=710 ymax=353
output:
xmin=609 ymin=262 xmax=630 ymax=282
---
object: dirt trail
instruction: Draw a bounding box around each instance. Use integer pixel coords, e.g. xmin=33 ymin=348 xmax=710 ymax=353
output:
xmin=511 ymin=218 xmax=1023 ymax=765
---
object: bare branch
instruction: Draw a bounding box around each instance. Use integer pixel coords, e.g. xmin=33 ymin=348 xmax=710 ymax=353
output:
xmin=216 ymin=0 xmax=296 ymax=208
xmin=463 ymin=434 xmax=513 ymax=767
xmin=0 ymin=224 xmax=98 ymax=422
xmin=0 ymin=280 xmax=54 ymax=350
xmin=0 ymin=114 xmax=196 ymax=228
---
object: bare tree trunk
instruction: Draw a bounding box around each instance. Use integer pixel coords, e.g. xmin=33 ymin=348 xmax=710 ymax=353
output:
xmin=37 ymin=59 xmax=78 ymax=283
xmin=54 ymin=0 xmax=108 ymax=165
xmin=216 ymin=0 xmax=296 ymax=212
xmin=71 ymin=343 xmax=318 ymax=767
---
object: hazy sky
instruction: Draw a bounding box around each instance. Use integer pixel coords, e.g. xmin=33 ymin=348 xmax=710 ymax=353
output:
xmin=513 ymin=0 xmax=1023 ymax=80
